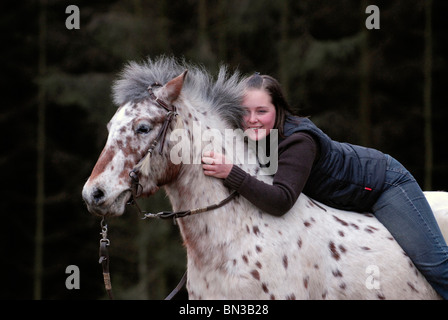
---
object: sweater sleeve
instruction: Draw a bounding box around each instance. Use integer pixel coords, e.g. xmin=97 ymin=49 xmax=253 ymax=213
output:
xmin=223 ymin=132 xmax=317 ymax=216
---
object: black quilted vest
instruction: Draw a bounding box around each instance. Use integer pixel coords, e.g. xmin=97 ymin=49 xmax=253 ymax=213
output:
xmin=282 ymin=116 xmax=387 ymax=212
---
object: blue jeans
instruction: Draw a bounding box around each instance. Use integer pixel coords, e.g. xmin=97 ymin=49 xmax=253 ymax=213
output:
xmin=372 ymin=155 xmax=448 ymax=299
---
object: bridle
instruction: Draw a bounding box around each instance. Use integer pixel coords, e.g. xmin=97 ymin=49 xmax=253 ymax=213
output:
xmin=98 ymin=82 xmax=238 ymax=299
xmin=126 ymin=82 xmax=178 ymax=213
xmin=141 ymin=82 xmax=178 ymax=156
xmin=127 ymin=82 xmax=237 ymax=220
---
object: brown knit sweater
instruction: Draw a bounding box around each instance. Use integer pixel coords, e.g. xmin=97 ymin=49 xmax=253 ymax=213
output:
xmin=223 ymin=133 xmax=317 ymax=216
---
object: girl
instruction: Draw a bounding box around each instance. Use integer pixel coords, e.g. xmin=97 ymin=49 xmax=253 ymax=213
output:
xmin=202 ymin=73 xmax=448 ymax=298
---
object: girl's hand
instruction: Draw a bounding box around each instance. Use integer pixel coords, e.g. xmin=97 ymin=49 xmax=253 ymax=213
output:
xmin=202 ymin=151 xmax=233 ymax=179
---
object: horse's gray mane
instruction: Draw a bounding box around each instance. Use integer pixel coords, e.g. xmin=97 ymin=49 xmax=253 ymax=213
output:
xmin=112 ymin=56 xmax=246 ymax=129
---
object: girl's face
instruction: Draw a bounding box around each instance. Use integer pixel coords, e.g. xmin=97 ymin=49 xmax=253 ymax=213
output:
xmin=242 ymin=89 xmax=276 ymax=141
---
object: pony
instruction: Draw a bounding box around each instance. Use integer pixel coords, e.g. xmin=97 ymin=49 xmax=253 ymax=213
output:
xmin=82 ymin=57 xmax=448 ymax=299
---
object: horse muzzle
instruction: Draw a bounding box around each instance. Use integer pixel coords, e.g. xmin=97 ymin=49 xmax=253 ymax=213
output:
xmin=82 ymin=183 xmax=132 ymax=217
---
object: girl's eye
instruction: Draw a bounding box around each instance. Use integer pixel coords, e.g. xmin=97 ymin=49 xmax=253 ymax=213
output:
xmin=136 ymin=123 xmax=152 ymax=134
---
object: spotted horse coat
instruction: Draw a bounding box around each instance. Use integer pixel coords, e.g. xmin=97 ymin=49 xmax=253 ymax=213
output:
xmin=82 ymin=57 xmax=448 ymax=300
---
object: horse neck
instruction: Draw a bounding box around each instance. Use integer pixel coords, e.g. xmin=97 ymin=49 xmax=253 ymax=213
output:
xmin=163 ymin=99 xmax=252 ymax=266
xmin=164 ymin=164 xmax=229 ymax=213
xmin=164 ymin=97 xmax=231 ymax=212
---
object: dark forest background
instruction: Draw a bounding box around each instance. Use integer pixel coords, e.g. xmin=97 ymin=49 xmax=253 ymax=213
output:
xmin=1 ymin=0 xmax=447 ymax=300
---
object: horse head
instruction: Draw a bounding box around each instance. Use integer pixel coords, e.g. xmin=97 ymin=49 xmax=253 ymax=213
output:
xmin=82 ymin=71 xmax=187 ymax=216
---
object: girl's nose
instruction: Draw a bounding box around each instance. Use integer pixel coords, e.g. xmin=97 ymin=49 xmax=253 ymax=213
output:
xmin=247 ymin=111 xmax=257 ymax=123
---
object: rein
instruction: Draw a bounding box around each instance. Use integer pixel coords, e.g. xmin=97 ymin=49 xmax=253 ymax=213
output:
xmin=129 ymin=169 xmax=238 ymax=221
xmin=97 ymin=82 xmax=238 ymax=300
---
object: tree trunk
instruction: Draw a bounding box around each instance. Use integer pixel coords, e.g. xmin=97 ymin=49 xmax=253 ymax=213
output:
xmin=359 ymin=0 xmax=371 ymax=147
xmin=197 ymin=0 xmax=214 ymax=68
xmin=423 ymin=0 xmax=433 ymax=191
xmin=217 ymin=0 xmax=227 ymax=62
xmin=278 ymin=0 xmax=289 ymax=98
xmin=136 ymin=219 xmax=150 ymax=299
xmin=34 ymin=0 xmax=47 ymax=300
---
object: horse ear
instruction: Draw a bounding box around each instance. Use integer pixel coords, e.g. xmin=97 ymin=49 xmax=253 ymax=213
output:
xmin=163 ymin=70 xmax=188 ymax=103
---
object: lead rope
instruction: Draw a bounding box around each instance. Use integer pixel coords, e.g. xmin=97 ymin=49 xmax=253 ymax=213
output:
xmin=99 ymin=218 xmax=114 ymax=299
xmin=99 ymin=217 xmax=185 ymax=300
xmin=97 ymin=190 xmax=238 ymax=300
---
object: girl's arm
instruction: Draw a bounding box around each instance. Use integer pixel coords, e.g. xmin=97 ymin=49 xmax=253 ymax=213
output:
xmin=203 ymin=133 xmax=317 ymax=216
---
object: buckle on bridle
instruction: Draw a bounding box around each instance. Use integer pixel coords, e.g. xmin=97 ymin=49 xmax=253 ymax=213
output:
xmin=128 ymin=170 xmax=143 ymax=208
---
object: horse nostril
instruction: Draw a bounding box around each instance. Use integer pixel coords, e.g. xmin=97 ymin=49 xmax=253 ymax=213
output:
xmin=92 ymin=188 xmax=105 ymax=204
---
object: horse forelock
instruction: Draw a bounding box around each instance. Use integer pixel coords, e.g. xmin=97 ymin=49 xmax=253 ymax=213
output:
xmin=112 ymin=56 xmax=246 ymax=129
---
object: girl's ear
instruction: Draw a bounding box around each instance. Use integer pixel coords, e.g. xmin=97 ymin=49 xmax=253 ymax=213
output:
xmin=161 ymin=70 xmax=188 ymax=104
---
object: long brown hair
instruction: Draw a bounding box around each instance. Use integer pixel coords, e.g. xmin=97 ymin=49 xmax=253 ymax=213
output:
xmin=243 ymin=73 xmax=294 ymax=138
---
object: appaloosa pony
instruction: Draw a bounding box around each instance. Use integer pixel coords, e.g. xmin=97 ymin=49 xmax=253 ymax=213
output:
xmin=82 ymin=57 xmax=448 ymax=299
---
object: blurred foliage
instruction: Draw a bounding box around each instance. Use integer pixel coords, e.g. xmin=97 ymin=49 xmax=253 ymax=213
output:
xmin=1 ymin=0 xmax=447 ymax=299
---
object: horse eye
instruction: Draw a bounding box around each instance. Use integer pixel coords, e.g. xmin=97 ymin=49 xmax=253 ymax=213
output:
xmin=136 ymin=123 xmax=151 ymax=134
